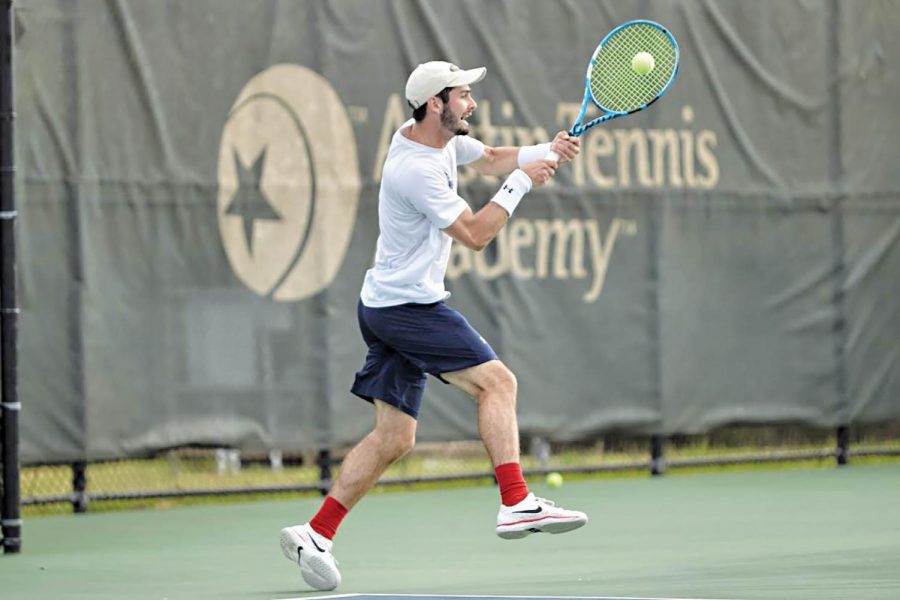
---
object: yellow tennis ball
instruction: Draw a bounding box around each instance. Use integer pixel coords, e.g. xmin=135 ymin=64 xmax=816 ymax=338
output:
xmin=546 ymin=472 xmax=564 ymax=488
xmin=632 ymin=51 xmax=655 ymax=75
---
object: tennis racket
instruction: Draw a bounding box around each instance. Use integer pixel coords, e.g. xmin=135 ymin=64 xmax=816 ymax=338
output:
xmin=547 ymin=20 xmax=679 ymax=161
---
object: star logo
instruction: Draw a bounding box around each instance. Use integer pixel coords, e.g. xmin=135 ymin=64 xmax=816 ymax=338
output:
xmin=224 ymin=147 xmax=282 ymax=253
xmin=217 ymin=64 xmax=361 ymax=301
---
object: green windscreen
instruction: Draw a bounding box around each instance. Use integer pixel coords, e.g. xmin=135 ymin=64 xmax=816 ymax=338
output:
xmin=590 ymin=22 xmax=677 ymax=112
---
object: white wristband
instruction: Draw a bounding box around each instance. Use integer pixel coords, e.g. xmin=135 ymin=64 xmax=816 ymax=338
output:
xmin=517 ymin=143 xmax=552 ymax=167
xmin=490 ymin=169 xmax=533 ymax=217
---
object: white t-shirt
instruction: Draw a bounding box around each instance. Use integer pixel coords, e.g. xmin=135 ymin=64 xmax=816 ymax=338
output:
xmin=360 ymin=119 xmax=485 ymax=307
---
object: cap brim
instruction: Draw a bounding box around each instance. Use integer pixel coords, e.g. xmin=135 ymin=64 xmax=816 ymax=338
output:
xmin=447 ymin=66 xmax=487 ymax=88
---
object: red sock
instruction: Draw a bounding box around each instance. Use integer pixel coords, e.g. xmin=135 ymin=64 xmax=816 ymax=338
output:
xmin=308 ymin=496 xmax=349 ymax=540
xmin=495 ymin=462 xmax=529 ymax=506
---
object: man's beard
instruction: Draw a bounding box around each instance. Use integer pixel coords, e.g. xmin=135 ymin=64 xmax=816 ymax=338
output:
xmin=441 ymin=104 xmax=469 ymax=136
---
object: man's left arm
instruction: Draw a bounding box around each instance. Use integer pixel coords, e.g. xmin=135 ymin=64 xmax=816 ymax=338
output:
xmin=469 ymin=131 xmax=581 ymax=177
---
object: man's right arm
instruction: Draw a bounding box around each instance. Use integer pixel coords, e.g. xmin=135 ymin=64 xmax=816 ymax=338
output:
xmin=443 ymin=160 xmax=557 ymax=252
xmin=443 ymin=203 xmax=510 ymax=252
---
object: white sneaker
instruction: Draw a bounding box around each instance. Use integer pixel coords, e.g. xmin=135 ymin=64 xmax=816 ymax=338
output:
xmin=495 ymin=492 xmax=588 ymax=539
xmin=279 ymin=523 xmax=341 ymax=591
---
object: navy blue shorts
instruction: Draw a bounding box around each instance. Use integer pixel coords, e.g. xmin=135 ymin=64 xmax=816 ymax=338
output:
xmin=351 ymin=300 xmax=498 ymax=419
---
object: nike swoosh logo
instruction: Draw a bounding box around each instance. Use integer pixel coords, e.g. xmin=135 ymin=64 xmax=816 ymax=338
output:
xmin=513 ymin=507 xmax=543 ymax=514
xmin=307 ymin=535 xmax=327 ymax=553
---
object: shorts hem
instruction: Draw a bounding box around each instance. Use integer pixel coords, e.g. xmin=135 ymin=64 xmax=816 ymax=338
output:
xmin=350 ymin=387 xmax=420 ymax=420
xmin=430 ymin=354 xmax=497 ymax=384
xmin=427 ymin=354 xmax=500 ymax=384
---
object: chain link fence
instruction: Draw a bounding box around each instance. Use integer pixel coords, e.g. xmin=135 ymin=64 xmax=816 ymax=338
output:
xmin=18 ymin=423 xmax=900 ymax=516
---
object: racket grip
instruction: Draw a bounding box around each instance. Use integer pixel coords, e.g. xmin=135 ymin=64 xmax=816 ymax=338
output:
xmin=545 ymin=149 xmax=560 ymax=162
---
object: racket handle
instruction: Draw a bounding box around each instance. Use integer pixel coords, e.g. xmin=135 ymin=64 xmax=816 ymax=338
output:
xmin=545 ymin=149 xmax=560 ymax=162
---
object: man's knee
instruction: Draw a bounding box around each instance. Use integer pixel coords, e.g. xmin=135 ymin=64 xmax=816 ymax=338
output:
xmin=498 ymin=365 xmax=518 ymax=396
xmin=389 ymin=428 xmax=416 ymax=460
xmin=477 ymin=362 xmax=518 ymax=400
xmin=373 ymin=420 xmax=416 ymax=461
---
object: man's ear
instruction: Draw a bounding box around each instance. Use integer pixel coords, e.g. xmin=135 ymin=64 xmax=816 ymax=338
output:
xmin=427 ymin=95 xmax=443 ymax=114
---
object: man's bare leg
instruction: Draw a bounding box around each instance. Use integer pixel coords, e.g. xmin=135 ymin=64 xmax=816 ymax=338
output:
xmin=442 ymin=359 xmax=588 ymax=539
xmin=442 ymin=359 xmax=519 ymax=467
xmin=329 ymin=400 xmax=417 ymax=510
xmin=280 ymin=399 xmax=417 ymax=590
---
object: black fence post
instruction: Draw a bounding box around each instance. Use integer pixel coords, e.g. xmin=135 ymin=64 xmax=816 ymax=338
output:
xmin=0 ymin=0 xmax=20 ymax=556
xmin=650 ymin=435 xmax=666 ymax=476
xmin=72 ymin=461 xmax=88 ymax=513
xmin=836 ymin=425 xmax=850 ymax=466
xmin=316 ymin=449 xmax=332 ymax=496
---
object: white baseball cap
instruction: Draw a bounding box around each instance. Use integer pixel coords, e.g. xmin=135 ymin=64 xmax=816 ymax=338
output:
xmin=405 ymin=61 xmax=487 ymax=109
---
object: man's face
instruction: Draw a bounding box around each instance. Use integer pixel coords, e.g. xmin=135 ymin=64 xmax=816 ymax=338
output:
xmin=439 ymin=86 xmax=477 ymax=136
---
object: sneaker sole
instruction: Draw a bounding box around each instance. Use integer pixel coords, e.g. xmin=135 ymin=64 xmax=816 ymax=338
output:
xmin=280 ymin=527 xmax=301 ymax=562
xmin=299 ymin=552 xmax=341 ymax=591
xmin=279 ymin=527 xmax=341 ymax=591
xmin=496 ymin=515 xmax=588 ymax=539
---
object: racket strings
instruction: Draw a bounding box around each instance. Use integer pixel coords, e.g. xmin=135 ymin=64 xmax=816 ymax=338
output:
xmin=590 ymin=23 xmax=676 ymax=113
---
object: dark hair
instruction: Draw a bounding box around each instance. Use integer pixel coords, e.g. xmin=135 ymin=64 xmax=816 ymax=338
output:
xmin=411 ymin=87 xmax=451 ymax=122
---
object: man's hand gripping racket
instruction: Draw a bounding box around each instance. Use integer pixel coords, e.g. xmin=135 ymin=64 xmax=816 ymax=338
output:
xmin=547 ymin=19 xmax=680 ymax=162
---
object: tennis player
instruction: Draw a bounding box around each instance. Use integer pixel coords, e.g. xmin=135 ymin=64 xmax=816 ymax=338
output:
xmin=280 ymin=61 xmax=588 ymax=591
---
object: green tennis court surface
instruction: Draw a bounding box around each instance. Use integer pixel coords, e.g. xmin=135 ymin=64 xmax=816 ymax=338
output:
xmin=287 ymin=595 xmax=733 ymax=600
xmin=2 ymin=464 xmax=898 ymax=600
xmin=285 ymin=595 xmax=732 ymax=600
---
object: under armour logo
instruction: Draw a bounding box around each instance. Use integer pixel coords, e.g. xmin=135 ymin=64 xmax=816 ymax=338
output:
xmin=501 ymin=185 xmax=514 ymax=194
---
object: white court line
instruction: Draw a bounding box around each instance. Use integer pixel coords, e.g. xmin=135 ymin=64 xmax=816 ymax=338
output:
xmin=276 ymin=594 xmax=737 ymax=600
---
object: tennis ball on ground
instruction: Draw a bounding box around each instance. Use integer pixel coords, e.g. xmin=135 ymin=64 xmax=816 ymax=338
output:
xmin=546 ymin=472 xmax=564 ymax=488
xmin=632 ymin=51 xmax=655 ymax=75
